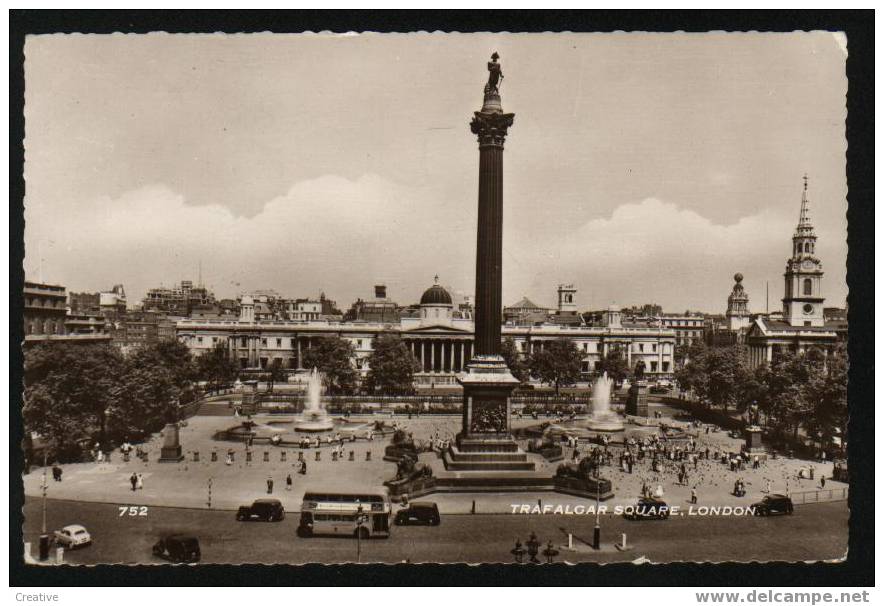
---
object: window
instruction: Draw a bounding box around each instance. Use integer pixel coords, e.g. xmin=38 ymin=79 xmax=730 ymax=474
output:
xmin=650 ymin=361 xmax=658 ymax=372
xmin=803 ymin=278 xmax=812 ymax=296
xmin=583 ymin=343 xmax=588 ymax=351
xmin=663 ymin=361 xmax=670 ymax=372
xmin=197 ymin=337 xmax=203 ymax=344
xmin=638 ymin=343 xmax=644 ymax=352
xmin=212 ymin=336 xmax=218 ymax=344
xmin=276 ymin=338 xmax=282 ymax=348
xmin=652 ymin=344 xmax=657 ymax=353
xmin=261 ymin=338 xmax=267 ymax=347
xmin=241 ymin=337 xmax=247 ymax=347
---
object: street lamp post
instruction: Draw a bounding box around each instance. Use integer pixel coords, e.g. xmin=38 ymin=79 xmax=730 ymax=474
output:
xmin=355 ymin=501 xmax=368 ymax=563
xmin=542 ymin=540 xmax=560 ymax=564
xmin=510 ymin=539 xmax=525 ymax=563
xmin=526 ymin=532 xmax=540 ymax=564
xmin=593 ymin=474 xmax=601 ymax=550
xmin=39 ymin=449 xmax=50 ymax=561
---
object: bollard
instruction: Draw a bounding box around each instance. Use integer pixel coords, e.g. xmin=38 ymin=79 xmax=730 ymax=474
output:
xmin=315 ymin=451 xmax=321 ymax=461
xmin=568 ymin=533 xmax=573 ymax=549
xmin=263 ymin=451 xmax=270 ymax=463
xmin=56 ymin=547 xmax=64 ymax=564
xmin=349 ymin=451 xmax=355 ymax=461
xmin=621 ymin=533 xmax=628 ymax=549
xmin=471 ymin=500 xmax=476 ymax=514
xmin=193 ymin=451 xmax=200 ymax=463
xmin=246 ymin=451 xmax=252 ymax=463
xmin=281 ymin=451 xmax=287 ymax=462
xmin=39 ymin=534 xmax=50 ymax=561
xmin=366 ymin=451 xmax=372 ymax=461
xmin=211 ymin=451 xmax=218 ymax=462
xmin=332 ymin=451 xmax=338 ymax=462
xmin=298 ymin=451 xmax=304 ymax=462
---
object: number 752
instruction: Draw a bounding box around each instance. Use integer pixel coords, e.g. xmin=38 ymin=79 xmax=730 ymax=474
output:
xmin=119 ymin=506 xmax=148 ymax=516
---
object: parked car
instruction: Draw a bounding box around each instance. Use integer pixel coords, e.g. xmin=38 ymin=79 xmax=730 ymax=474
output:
xmin=152 ymin=534 xmax=201 ymax=563
xmin=395 ymin=501 xmax=440 ymax=526
xmin=53 ymin=524 xmax=92 ymax=549
xmin=752 ymin=494 xmax=794 ymax=516
xmin=650 ymin=385 xmax=669 ymax=394
xmin=623 ymin=498 xmax=670 ymax=520
xmin=236 ymin=499 xmax=285 ymax=522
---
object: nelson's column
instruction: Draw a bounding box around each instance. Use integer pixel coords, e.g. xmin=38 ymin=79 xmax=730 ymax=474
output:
xmin=443 ymin=53 xmax=536 ymax=475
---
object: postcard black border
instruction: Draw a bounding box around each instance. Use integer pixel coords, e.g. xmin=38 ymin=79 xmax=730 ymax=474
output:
xmin=9 ymin=9 xmax=874 ymax=588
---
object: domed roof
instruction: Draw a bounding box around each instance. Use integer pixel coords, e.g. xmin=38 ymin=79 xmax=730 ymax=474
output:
xmin=420 ymin=283 xmax=452 ymax=306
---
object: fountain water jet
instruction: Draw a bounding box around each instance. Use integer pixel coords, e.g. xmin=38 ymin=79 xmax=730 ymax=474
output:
xmin=293 ymin=368 xmax=335 ymax=432
xmin=584 ymin=372 xmax=625 ymax=432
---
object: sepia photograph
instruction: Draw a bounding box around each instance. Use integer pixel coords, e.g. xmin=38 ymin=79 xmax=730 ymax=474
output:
xmin=11 ymin=14 xmax=871 ymax=585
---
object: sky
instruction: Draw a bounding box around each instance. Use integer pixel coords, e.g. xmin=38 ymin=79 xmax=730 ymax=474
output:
xmin=23 ymin=32 xmax=848 ymax=313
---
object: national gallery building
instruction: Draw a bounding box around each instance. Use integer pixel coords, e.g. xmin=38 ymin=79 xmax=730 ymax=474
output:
xmin=177 ymin=281 xmax=677 ymax=385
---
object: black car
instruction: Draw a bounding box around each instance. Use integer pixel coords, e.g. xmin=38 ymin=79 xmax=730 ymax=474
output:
xmin=624 ymin=498 xmax=670 ymax=520
xmin=236 ymin=499 xmax=285 ymax=522
xmin=395 ymin=501 xmax=440 ymax=526
xmin=152 ymin=534 xmax=201 ymax=563
xmin=752 ymin=494 xmax=794 ymax=516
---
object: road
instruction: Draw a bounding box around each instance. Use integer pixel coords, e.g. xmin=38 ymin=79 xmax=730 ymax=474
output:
xmin=21 ymin=498 xmax=847 ymax=565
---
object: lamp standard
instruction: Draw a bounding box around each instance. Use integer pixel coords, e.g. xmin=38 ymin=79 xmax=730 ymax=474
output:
xmin=355 ymin=501 xmax=368 ymax=563
xmin=542 ymin=540 xmax=560 ymax=564
xmin=593 ymin=474 xmax=601 ymax=550
xmin=510 ymin=539 xmax=525 ymax=563
xmin=39 ymin=449 xmax=50 ymax=561
xmin=526 ymin=532 xmax=540 ymax=564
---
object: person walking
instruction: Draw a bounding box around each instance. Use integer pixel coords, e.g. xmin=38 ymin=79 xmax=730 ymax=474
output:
xmin=266 ymin=476 xmax=274 ymax=494
xmin=820 ymin=475 xmax=826 ymax=489
xmin=691 ymin=487 xmax=698 ymax=504
xmin=130 ymin=473 xmax=138 ymax=491
xmin=286 ymin=474 xmax=293 ymax=491
xmin=136 ymin=473 xmax=144 ymax=490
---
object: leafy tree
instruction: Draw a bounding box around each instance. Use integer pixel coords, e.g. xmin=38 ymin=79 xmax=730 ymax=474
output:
xmin=265 ymin=358 xmax=287 ymax=393
xmin=501 ymin=337 xmax=530 ymax=383
xmin=302 ymin=336 xmax=357 ymax=395
xmin=364 ymin=332 xmax=420 ymax=395
xmin=596 ymin=347 xmax=630 ymax=385
xmin=24 ymin=343 xmax=124 ymax=456
xmin=111 ymin=347 xmax=181 ymax=441
xmin=196 ymin=340 xmax=238 ymax=393
xmin=809 ymin=343 xmax=848 ymax=456
xmin=149 ymin=339 xmax=196 ymax=389
xmin=528 ymin=338 xmax=582 ymax=395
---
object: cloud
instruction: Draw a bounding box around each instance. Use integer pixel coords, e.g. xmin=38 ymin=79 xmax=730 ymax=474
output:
xmin=25 ymin=184 xmax=846 ymax=315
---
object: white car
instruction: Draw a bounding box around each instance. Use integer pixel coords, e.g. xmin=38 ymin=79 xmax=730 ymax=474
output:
xmin=53 ymin=524 xmax=92 ymax=549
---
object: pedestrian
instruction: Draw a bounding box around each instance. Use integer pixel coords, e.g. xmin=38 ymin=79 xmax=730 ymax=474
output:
xmin=130 ymin=473 xmax=138 ymax=491
xmin=300 ymin=460 xmax=307 ymax=475
xmin=691 ymin=487 xmax=698 ymax=504
xmin=766 ymin=479 xmax=772 ymax=494
xmin=753 ymin=455 xmax=759 ymax=470
xmin=136 ymin=473 xmax=144 ymax=490
xmin=267 ymin=476 xmax=274 ymax=494
xmin=820 ymin=475 xmax=826 ymax=489
xmin=286 ymin=474 xmax=293 ymax=491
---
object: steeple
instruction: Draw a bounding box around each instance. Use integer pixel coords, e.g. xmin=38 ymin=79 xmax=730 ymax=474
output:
xmin=795 ymin=173 xmax=815 ymax=238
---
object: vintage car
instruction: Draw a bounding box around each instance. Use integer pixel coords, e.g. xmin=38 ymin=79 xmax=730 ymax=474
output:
xmin=53 ymin=524 xmax=92 ymax=549
xmin=623 ymin=497 xmax=670 ymax=520
xmin=236 ymin=499 xmax=285 ymax=522
xmin=752 ymin=494 xmax=794 ymax=516
xmin=152 ymin=534 xmax=201 ymax=563
xmin=395 ymin=501 xmax=441 ymax=526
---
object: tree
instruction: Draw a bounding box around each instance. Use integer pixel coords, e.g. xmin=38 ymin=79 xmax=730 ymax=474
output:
xmin=528 ymin=338 xmax=583 ymax=395
xmin=364 ymin=332 xmax=420 ymax=395
xmin=810 ymin=343 xmax=848 ymax=456
xmin=265 ymin=358 xmax=287 ymax=393
xmin=24 ymin=343 xmax=124 ymax=457
xmin=596 ymin=347 xmax=630 ymax=385
xmin=501 ymin=337 xmax=530 ymax=383
xmin=302 ymin=336 xmax=358 ymax=395
xmin=112 ymin=347 xmax=181 ymax=441
xmin=196 ymin=341 xmax=238 ymax=393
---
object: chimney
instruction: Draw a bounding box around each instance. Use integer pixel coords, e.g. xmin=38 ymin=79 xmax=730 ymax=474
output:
xmin=374 ymin=284 xmax=387 ymax=299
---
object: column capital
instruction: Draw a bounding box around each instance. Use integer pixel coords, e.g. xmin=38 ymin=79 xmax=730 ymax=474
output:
xmin=470 ymin=110 xmax=515 ymax=148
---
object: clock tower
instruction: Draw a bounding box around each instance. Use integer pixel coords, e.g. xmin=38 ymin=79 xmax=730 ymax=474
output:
xmin=782 ymin=175 xmax=825 ymax=327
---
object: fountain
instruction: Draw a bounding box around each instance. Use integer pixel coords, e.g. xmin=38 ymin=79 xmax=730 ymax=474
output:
xmin=583 ymin=372 xmax=625 ymax=432
xmin=293 ymin=368 xmax=335 ymax=432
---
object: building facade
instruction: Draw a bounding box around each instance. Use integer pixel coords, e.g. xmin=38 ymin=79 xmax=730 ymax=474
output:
xmin=178 ymin=282 xmax=676 ymax=385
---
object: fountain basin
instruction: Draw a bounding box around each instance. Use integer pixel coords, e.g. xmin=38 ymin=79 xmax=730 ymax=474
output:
xmin=582 ymin=417 xmax=626 ymax=432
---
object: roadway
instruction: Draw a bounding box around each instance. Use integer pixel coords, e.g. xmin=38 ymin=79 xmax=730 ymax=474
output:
xmin=21 ymin=497 xmax=847 ymax=565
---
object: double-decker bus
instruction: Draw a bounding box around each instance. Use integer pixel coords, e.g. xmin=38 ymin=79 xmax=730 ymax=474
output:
xmin=297 ymin=491 xmax=391 ymax=538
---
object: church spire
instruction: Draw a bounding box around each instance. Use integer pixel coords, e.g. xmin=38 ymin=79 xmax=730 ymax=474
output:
xmin=795 ymin=173 xmax=815 ymax=237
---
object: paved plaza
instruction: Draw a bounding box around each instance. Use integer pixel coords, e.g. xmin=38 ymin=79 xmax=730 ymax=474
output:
xmin=22 ymin=404 xmax=846 ymax=514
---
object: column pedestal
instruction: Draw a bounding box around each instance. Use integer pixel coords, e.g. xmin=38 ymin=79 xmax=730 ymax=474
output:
xmin=159 ymin=423 xmax=184 ymax=463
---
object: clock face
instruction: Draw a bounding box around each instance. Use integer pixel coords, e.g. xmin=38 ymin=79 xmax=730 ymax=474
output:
xmin=803 ymin=303 xmax=814 ymax=315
